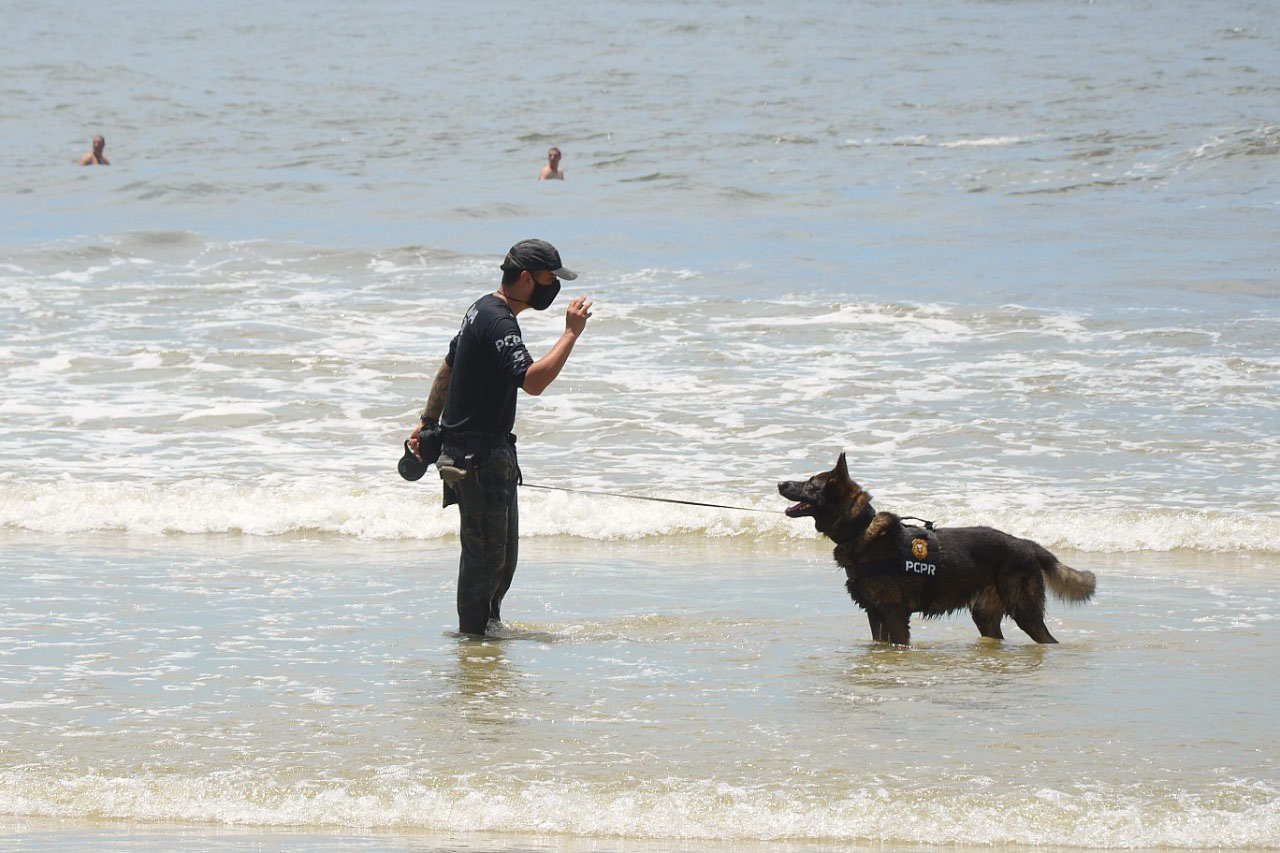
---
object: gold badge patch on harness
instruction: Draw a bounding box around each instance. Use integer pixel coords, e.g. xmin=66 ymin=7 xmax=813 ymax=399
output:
xmin=911 ymin=538 xmax=929 ymax=559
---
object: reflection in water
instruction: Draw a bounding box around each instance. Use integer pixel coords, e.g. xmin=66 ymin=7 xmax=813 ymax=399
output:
xmin=450 ymin=638 xmax=524 ymax=733
xmin=847 ymin=640 xmax=1047 ymax=680
xmin=810 ymin=640 xmax=1052 ymax=710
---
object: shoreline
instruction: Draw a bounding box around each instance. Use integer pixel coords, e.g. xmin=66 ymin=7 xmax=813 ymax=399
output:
xmin=5 ymin=816 xmax=1255 ymax=853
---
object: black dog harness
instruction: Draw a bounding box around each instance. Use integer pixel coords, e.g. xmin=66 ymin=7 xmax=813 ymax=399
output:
xmin=849 ymin=520 xmax=944 ymax=611
xmin=857 ymin=524 xmax=941 ymax=578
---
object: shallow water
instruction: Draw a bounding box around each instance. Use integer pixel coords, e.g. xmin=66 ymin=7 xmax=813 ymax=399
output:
xmin=1 ymin=533 xmax=1277 ymax=849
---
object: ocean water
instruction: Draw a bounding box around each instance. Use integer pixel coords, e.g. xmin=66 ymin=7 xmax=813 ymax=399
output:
xmin=2 ymin=0 xmax=1278 ymax=849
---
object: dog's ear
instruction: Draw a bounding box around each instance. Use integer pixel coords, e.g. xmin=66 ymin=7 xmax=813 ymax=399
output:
xmin=833 ymin=452 xmax=849 ymax=482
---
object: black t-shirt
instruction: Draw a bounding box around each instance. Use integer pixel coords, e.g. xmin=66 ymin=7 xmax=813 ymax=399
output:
xmin=441 ymin=293 xmax=533 ymax=437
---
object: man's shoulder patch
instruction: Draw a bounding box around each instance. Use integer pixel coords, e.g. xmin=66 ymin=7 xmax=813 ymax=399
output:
xmin=494 ymin=331 xmax=523 ymax=352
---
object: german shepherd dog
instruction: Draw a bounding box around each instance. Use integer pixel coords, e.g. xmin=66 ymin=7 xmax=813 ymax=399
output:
xmin=778 ymin=454 xmax=1096 ymax=646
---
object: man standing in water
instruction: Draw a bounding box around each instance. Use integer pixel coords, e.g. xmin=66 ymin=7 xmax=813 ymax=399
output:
xmin=410 ymin=239 xmax=592 ymax=636
xmin=78 ymin=135 xmax=109 ymax=165
xmin=538 ymin=147 xmax=564 ymax=180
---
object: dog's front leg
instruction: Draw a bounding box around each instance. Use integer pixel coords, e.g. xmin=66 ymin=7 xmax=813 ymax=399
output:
xmin=883 ymin=611 xmax=911 ymax=646
xmin=864 ymin=608 xmax=888 ymax=642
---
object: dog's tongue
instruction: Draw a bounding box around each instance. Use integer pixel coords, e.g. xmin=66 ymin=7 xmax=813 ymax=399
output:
xmin=785 ymin=502 xmax=809 ymax=517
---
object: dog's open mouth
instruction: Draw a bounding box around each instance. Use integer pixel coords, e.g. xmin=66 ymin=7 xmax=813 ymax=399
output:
xmin=784 ymin=501 xmax=815 ymax=518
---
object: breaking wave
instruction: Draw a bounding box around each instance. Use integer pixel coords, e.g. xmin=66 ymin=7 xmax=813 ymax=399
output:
xmin=1 ymin=769 xmax=1276 ymax=848
xmin=2 ymin=478 xmax=1277 ymax=553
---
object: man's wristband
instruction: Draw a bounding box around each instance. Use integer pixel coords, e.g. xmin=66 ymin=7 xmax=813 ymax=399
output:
xmin=420 ymin=416 xmax=438 ymax=429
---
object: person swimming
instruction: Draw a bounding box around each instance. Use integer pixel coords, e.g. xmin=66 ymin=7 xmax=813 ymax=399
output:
xmin=78 ymin=135 xmax=109 ymax=166
xmin=538 ymin=146 xmax=563 ymax=180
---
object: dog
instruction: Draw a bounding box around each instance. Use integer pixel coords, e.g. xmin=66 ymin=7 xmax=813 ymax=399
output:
xmin=778 ymin=453 xmax=1095 ymax=646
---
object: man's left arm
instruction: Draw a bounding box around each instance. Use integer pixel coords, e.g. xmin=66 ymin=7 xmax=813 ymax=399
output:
xmin=521 ymin=296 xmax=593 ymax=396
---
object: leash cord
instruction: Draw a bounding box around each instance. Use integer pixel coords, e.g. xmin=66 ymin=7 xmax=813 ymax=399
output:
xmin=519 ymin=482 xmax=777 ymax=514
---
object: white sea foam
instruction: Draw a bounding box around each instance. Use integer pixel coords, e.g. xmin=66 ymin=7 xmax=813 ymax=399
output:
xmin=1 ymin=241 xmax=1278 ymax=558
xmin=1 ymin=479 xmax=1277 ymax=552
xmin=614 ymin=267 xmax=700 ymax=285
xmin=939 ymin=135 xmax=1037 ymax=148
xmin=176 ymin=405 xmax=276 ymax=423
xmin=0 ymin=770 xmax=1275 ymax=847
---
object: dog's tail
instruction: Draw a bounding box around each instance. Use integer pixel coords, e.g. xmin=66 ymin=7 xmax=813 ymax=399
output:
xmin=1041 ymin=550 xmax=1097 ymax=602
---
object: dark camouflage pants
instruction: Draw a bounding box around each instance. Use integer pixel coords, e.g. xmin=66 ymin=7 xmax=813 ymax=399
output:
xmin=448 ymin=444 xmax=519 ymax=635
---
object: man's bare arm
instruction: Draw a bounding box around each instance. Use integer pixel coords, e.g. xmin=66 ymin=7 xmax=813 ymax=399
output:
xmin=409 ymin=360 xmax=450 ymax=458
xmin=522 ymin=296 xmax=592 ymax=396
xmin=421 ymin=360 xmax=451 ymax=423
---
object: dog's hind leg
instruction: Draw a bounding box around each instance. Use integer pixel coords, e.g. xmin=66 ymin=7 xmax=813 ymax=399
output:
xmin=1001 ymin=571 xmax=1058 ymax=643
xmin=970 ymin=587 xmax=1005 ymax=640
xmin=972 ymin=611 xmax=1005 ymax=640
xmin=1012 ymin=608 xmax=1058 ymax=643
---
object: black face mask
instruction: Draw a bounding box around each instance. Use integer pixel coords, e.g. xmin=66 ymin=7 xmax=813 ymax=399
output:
xmin=528 ymin=279 xmax=560 ymax=310
xmin=506 ymin=273 xmax=561 ymax=311
xmin=509 ymin=275 xmax=561 ymax=311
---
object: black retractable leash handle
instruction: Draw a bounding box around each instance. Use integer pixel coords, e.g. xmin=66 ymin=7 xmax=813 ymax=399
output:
xmin=398 ymin=441 xmax=428 ymax=481
xmin=398 ymin=425 xmax=445 ymax=482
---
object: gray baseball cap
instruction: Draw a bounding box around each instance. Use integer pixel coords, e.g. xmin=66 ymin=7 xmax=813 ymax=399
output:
xmin=500 ymin=238 xmax=578 ymax=280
